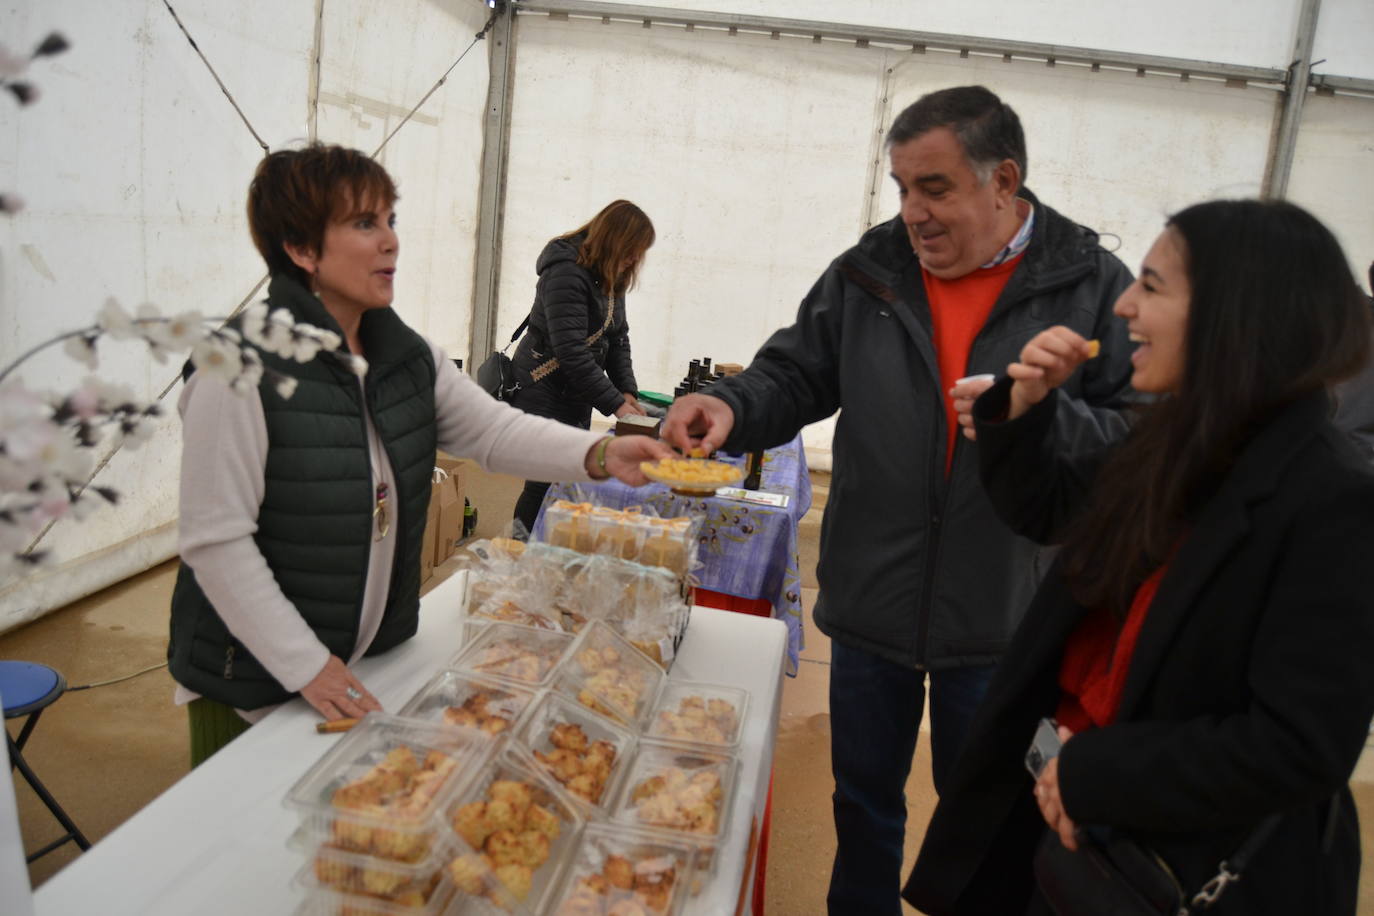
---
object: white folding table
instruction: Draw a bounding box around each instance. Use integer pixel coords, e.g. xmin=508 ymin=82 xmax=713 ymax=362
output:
xmin=32 ymin=572 xmax=787 ymax=915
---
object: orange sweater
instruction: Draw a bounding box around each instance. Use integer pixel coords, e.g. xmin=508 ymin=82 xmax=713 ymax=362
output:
xmin=922 ymin=254 xmax=1022 ymax=474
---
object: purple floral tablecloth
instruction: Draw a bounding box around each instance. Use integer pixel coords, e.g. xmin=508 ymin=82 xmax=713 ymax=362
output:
xmin=533 ymin=435 xmax=812 ymax=674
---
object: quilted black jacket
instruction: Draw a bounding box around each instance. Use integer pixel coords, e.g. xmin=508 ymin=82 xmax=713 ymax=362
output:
xmin=510 ymin=234 xmax=637 ymax=419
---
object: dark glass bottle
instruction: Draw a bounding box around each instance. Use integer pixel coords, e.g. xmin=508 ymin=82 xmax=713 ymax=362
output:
xmin=743 ymin=448 xmax=765 ymax=490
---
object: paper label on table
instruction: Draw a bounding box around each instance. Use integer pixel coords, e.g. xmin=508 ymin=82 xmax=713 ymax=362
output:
xmin=715 ymin=488 xmax=790 ymax=508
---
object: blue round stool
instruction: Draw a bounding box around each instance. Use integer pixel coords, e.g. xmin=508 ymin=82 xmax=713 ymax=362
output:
xmin=1 ymin=660 xmax=91 ymax=861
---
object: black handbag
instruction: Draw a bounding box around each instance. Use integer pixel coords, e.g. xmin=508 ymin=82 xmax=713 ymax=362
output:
xmin=1033 ymin=815 xmax=1280 ymax=916
xmin=476 ymin=317 xmax=529 ymax=401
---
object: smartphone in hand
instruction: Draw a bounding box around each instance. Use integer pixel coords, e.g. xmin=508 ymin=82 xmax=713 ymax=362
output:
xmin=1025 ymin=717 xmax=1063 ymax=779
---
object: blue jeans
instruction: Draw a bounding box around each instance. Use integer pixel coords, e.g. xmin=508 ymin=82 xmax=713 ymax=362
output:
xmin=826 ymin=641 xmax=996 ymax=916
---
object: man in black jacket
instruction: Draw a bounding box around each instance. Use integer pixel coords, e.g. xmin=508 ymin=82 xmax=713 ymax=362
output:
xmin=661 ymin=85 xmax=1135 ymax=916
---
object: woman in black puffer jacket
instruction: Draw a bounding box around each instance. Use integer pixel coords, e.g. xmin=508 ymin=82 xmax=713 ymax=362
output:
xmin=509 ymin=200 xmax=654 ymax=532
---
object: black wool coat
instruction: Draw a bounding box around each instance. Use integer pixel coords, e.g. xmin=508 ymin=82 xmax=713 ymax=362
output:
xmin=904 ymin=384 xmax=1374 ymax=916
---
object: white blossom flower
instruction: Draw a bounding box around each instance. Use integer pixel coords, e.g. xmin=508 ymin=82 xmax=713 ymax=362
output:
xmin=69 ymin=488 xmax=106 ymax=521
xmin=142 ymin=310 xmax=205 ymax=352
xmin=62 ymin=333 xmax=98 ymax=370
xmin=26 ymin=482 xmax=73 ymax=526
xmin=0 ymin=382 xmax=46 ymax=427
xmin=8 ymin=430 xmax=91 ymax=494
xmin=263 ymin=309 xmax=297 ymax=358
xmin=240 ymin=303 xmax=269 ymax=347
xmin=96 ymin=298 xmax=137 ymax=341
xmin=307 ymin=327 xmax=342 ymax=352
xmin=230 ymin=346 xmax=264 ymax=393
xmin=119 ymin=414 xmax=157 ymax=450
xmin=343 ymin=354 xmax=369 ymax=377
xmin=3 ymin=412 xmax=61 ymax=464
xmin=273 ymin=376 xmax=299 ymax=400
xmin=292 ymin=335 xmax=323 ymax=363
xmin=190 ymin=336 xmax=244 ymax=383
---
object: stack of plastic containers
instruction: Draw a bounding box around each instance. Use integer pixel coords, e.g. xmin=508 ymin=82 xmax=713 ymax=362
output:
xmin=285 ymin=715 xmax=495 ymax=915
xmin=286 ymin=592 xmax=750 ymax=913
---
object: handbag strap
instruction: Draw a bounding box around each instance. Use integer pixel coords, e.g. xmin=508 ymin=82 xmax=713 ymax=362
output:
xmin=1189 ymin=813 xmax=1283 ymax=910
xmin=501 ymin=316 xmax=530 ymax=353
xmin=528 ymin=295 xmax=617 ymax=383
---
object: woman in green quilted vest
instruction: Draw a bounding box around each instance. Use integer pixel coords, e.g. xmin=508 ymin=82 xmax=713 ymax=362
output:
xmin=167 ymin=144 xmax=674 ymax=765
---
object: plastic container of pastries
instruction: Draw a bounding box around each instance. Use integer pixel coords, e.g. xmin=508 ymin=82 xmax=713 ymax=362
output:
xmin=514 ymin=691 xmax=637 ymax=812
xmin=543 ymin=501 xmax=701 ymax=579
xmin=291 ymin=830 xmax=460 ymax=916
xmin=449 ymin=623 xmax=575 ymax=688
xmin=397 ymin=670 xmax=539 ymax=739
xmin=553 ymin=620 xmax=665 ymax=730
xmin=444 ymin=745 xmax=585 ymax=914
xmin=285 ymin=715 xmax=492 ymax=864
xmin=643 ymin=681 xmax=748 ymax=751
xmin=545 ymin=823 xmax=699 ymax=916
xmin=607 ymin=742 xmax=738 ymax=875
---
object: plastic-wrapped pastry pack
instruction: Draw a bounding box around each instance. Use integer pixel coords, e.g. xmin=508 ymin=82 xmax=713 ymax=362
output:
xmin=458 ymin=540 xmax=691 ymax=669
xmin=542 ymin=502 xmax=701 ymax=581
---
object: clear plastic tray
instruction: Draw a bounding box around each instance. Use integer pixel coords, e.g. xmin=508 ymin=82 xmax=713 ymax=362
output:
xmin=552 ymin=620 xmax=665 ymax=729
xmin=514 ymin=691 xmax=636 ymax=812
xmin=643 ymin=681 xmax=749 ymax=750
xmin=608 ymin=741 xmax=738 ymax=851
xmin=444 ymin=745 xmax=586 ymax=914
xmin=449 ymin=623 xmax=574 ymax=687
xmin=544 ymin=823 xmax=699 ymax=916
xmin=292 ymin=831 xmax=459 ymax=914
xmin=283 ymin=714 xmax=491 ymax=863
xmin=397 ymin=669 xmax=540 ymax=738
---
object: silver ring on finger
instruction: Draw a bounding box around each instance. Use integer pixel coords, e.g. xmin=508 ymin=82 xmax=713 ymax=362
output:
xmin=345 ymin=686 xmax=362 ymax=701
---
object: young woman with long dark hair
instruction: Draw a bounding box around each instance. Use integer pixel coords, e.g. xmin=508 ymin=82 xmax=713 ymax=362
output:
xmin=905 ymin=199 xmax=1374 ymax=915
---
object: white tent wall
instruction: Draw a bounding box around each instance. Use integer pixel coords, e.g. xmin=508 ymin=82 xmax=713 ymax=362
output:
xmin=1288 ymin=95 xmax=1374 ymax=283
xmin=0 ymin=0 xmax=490 ymax=632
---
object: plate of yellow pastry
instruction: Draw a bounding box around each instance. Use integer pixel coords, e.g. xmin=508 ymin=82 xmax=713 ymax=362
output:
xmin=639 ymin=456 xmax=744 ymax=495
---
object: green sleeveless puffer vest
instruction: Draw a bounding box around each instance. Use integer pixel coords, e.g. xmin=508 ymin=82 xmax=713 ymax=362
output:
xmin=167 ymin=275 xmax=437 ymax=710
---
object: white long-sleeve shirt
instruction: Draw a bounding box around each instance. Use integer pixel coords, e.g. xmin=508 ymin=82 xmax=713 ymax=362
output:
xmin=174 ymin=340 xmax=602 ymax=719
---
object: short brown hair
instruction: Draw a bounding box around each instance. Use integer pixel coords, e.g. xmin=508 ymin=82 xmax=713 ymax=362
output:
xmin=561 ymin=200 xmax=655 ymax=295
xmin=246 ymin=144 xmax=398 ymax=287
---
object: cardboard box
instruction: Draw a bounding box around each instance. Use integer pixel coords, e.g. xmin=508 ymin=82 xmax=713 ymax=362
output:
xmin=420 ymin=484 xmax=440 ymax=584
xmin=433 ymin=452 xmax=468 ymax=562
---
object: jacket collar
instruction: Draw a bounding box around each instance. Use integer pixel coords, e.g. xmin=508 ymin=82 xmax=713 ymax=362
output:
xmin=1115 ymin=390 xmax=1335 ymax=717
xmin=843 ymin=187 xmax=1103 ymax=293
xmin=267 ymin=273 xmax=424 ymax=371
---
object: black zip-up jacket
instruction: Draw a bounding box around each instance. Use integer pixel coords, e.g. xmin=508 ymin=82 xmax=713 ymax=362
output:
xmin=706 ymin=191 xmax=1135 ymax=670
xmin=510 ymin=234 xmax=637 ymax=420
